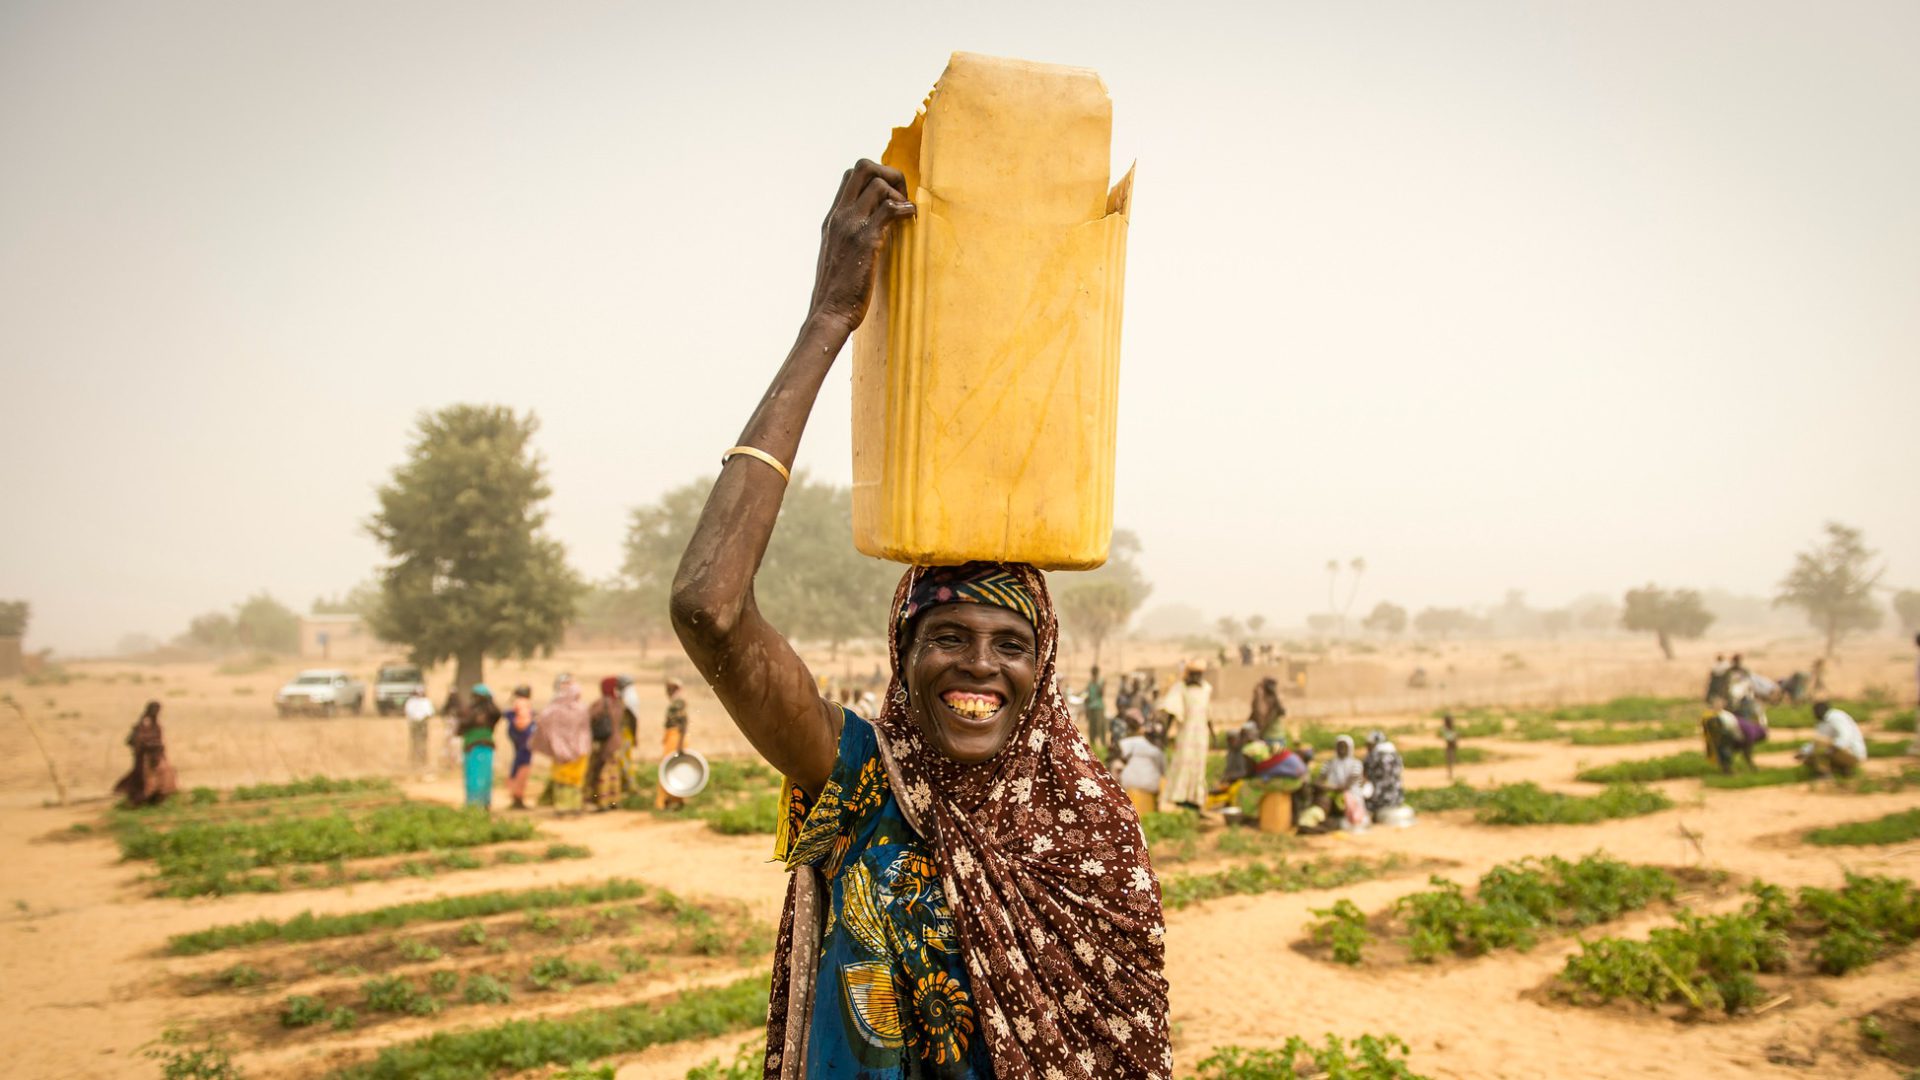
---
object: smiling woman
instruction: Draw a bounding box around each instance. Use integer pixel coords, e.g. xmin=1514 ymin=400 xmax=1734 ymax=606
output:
xmin=669 ymin=160 xmax=1171 ymax=1080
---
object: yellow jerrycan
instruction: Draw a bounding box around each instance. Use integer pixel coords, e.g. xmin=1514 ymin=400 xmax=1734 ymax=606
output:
xmin=852 ymin=52 xmax=1133 ymax=570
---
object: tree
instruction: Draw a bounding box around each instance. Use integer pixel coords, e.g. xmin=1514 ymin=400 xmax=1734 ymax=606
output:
xmin=177 ymin=611 xmax=237 ymax=651
xmin=1246 ymin=614 xmax=1266 ymax=636
xmin=1215 ymin=616 xmax=1245 ymax=642
xmin=1054 ymin=529 xmax=1153 ymax=665
xmin=624 ymin=474 xmax=898 ymax=657
xmin=1620 ymin=585 xmax=1714 ymax=660
xmin=1413 ymin=607 xmax=1483 ymax=639
xmin=1774 ymin=522 xmax=1884 ymax=658
xmin=0 ymin=601 xmax=27 ymax=638
xmin=1540 ymin=610 xmax=1573 ymax=639
xmin=366 ymin=406 xmax=583 ymax=703
xmin=1896 ymin=589 xmax=1920 ymax=634
xmin=1324 ymin=559 xmax=1340 ymax=627
xmin=1362 ymin=601 xmax=1407 ymax=636
xmin=1341 ymin=556 xmax=1367 ymax=631
xmin=234 ymin=592 xmax=300 ymax=653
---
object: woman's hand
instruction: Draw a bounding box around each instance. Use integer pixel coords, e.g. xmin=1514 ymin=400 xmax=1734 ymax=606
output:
xmin=808 ymin=159 xmax=915 ymax=332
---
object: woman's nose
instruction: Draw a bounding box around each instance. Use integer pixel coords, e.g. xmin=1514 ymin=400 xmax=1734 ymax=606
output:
xmin=960 ymin=639 xmax=998 ymax=673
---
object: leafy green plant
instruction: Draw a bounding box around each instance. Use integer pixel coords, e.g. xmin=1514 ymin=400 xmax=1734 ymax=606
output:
xmin=1559 ymin=908 xmax=1786 ymax=1014
xmin=427 ymin=969 xmax=459 ymax=995
xmin=462 ymin=973 xmax=514 ymax=1005
xmin=362 ymin=975 xmax=441 ymax=1016
xmin=217 ymin=963 xmax=266 ymax=990
xmin=685 ymin=1043 xmax=762 ymax=1080
xmin=1308 ymin=900 xmax=1371 ymax=965
xmin=395 ymin=937 xmax=442 ymax=963
xmin=528 ymin=954 xmax=616 ymax=991
xmin=280 ymin=995 xmax=330 ymax=1028
xmin=328 ymin=974 xmax=768 ymax=1079
xmin=144 ymin=1029 xmax=246 ymax=1080
xmin=1191 ymin=1035 xmax=1428 ymax=1079
xmin=545 ymin=842 xmax=592 ymax=860
xmin=456 ymin=921 xmax=488 ymax=947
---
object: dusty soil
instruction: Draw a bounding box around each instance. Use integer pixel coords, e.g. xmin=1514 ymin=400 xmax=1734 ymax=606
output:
xmin=1 ymin=638 xmax=1915 ymax=1079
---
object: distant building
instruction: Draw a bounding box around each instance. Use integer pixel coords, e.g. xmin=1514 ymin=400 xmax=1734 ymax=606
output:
xmin=297 ymin=615 xmax=377 ymax=661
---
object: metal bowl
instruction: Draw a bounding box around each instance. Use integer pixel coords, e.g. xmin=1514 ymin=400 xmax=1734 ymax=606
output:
xmin=658 ymin=749 xmax=710 ymax=799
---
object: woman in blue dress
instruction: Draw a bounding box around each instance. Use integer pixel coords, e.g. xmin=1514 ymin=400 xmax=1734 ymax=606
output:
xmin=671 ymin=160 xmax=1170 ymax=1080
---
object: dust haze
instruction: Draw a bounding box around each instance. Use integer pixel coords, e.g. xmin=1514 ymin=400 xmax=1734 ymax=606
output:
xmin=2 ymin=0 xmax=1916 ymax=654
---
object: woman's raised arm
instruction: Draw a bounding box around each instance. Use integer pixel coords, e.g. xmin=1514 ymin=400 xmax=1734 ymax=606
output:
xmin=669 ymin=160 xmax=914 ymax=796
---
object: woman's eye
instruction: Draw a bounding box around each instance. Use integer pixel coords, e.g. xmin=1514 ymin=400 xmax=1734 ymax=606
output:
xmin=933 ymin=635 xmax=964 ymax=649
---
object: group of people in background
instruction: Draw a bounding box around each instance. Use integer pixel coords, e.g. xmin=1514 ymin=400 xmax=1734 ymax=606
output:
xmin=402 ymin=674 xmax=693 ymax=815
xmin=1088 ymin=661 xmax=1408 ymax=833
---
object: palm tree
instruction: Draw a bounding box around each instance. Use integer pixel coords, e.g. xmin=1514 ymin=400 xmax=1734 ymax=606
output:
xmin=1342 ymin=557 xmax=1368 ymax=633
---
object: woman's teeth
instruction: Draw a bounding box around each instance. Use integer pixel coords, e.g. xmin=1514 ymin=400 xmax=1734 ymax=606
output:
xmin=942 ymin=692 xmax=1002 ymax=720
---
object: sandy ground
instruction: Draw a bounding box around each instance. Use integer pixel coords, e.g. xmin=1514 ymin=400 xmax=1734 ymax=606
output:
xmin=1 ymin=639 xmax=1916 ymax=1079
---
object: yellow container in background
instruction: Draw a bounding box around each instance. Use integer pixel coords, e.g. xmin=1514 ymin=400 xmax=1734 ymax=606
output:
xmin=852 ymin=52 xmax=1133 ymax=570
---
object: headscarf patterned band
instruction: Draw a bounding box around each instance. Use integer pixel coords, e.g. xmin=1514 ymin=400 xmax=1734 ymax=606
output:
xmin=899 ymin=561 xmax=1041 ymax=632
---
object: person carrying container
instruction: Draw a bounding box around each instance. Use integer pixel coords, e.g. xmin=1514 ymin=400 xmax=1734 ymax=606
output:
xmin=669 ymin=159 xmax=1169 ymax=1080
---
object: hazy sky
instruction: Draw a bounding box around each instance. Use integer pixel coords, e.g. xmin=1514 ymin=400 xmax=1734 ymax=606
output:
xmin=3 ymin=1 xmax=1915 ymax=655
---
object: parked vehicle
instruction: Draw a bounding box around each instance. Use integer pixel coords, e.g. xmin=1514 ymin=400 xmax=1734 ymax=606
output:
xmin=275 ymin=669 xmax=366 ymax=717
xmin=373 ymin=664 xmax=428 ymax=716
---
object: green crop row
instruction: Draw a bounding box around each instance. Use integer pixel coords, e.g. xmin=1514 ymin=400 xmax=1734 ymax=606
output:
xmin=1397 ymin=746 xmax=1494 ymax=770
xmin=1558 ymin=875 xmax=1920 ymax=1014
xmin=1189 ymin=1035 xmax=1429 ymax=1079
xmin=1567 ymin=721 xmax=1696 ymax=746
xmin=118 ymin=803 xmax=536 ymax=896
xmin=1161 ymin=855 xmax=1399 ymax=911
xmin=327 ymin=974 xmax=769 ymax=1079
xmin=231 ymin=776 xmax=397 ymax=802
xmin=169 ymin=879 xmax=653 ymax=955
xmin=1808 ymin=808 xmax=1920 ymax=847
xmin=1576 ymin=751 xmax=1722 ymax=784
xmin=1397 ymin=854 xmax=1675 ymax=961
xmin=1424 ymin=782 xmax=1672 ymax=826
xmin=1305 ymin=854 xmax=1677 ymax=967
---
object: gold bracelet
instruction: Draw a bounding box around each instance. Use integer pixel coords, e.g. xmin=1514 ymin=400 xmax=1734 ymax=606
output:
xmin=721 ymin=445 xmax=791 ymax=482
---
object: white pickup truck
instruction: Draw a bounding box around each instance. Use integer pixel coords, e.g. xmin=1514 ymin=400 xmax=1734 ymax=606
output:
xmin=274 ymin=669 xmax=367 ymax=717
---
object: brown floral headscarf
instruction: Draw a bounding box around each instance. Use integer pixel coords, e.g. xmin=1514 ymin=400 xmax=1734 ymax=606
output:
xmin=765 ymin=561 xmax=1171 ymax=1080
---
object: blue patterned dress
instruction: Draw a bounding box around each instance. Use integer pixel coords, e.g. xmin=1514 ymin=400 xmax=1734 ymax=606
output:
xmin=776 ymin=708 xmax=995 ymax=1078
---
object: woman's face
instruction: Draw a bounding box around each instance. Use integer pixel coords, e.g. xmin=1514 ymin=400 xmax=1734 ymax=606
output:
xmin=904 ymin=603 xmax=1038 ymax=765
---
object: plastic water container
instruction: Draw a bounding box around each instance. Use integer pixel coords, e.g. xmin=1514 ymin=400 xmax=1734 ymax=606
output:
xmin=851 ymin=52 xmax=1133 ymax=570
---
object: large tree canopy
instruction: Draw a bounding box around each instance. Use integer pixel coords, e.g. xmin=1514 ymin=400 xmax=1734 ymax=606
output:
xmin=625 ymin=474 xmax=899 ymax=653
xmin=367 ymin=406 xmax=582 ymax=696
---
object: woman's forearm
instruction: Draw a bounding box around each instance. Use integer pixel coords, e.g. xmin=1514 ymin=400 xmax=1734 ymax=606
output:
xmin=671 ymin=313 xmax=850 ymax=637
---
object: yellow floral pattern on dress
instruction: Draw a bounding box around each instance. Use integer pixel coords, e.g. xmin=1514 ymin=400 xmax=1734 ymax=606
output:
xmin=776 ymin=710 xmax=988 ymax=1077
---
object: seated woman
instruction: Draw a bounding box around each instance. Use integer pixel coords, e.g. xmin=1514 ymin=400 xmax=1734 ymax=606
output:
xmin=669 ymin=160 xmax=1171 ymax=1079
xmin=1362 ymin=731 xmax=1405 ymax=816
xmin=1315 ymin=735 xmax=1368 ymax=830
